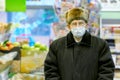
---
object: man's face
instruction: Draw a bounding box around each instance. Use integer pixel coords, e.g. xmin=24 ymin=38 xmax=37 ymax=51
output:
xmin=68 ymin=20 xmax=87 ymax=30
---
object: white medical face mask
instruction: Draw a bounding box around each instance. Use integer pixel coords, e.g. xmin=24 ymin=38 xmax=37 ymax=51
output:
xmin=71 ymin=27 xmax=86 ymax=38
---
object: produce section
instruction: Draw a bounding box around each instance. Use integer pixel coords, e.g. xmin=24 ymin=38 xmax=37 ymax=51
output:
xmin=0 ymin=40 xmax=47 ymax=80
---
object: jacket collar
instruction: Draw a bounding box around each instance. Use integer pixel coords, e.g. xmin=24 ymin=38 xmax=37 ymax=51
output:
xmin=66 ymin=31 xmax=92 ymax=47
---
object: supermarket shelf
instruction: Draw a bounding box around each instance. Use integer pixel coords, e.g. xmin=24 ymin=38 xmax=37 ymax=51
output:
xmin=110 ymin=47 xmax=120 ymax=54
xmin=116 ymin=66 xmax=120 ymax=69
xmin=111 ymin=50 xmax=120 ymax=54
xmin=27 ymin=5 xmax=53 ymax=9
xmin=102 ymin=36 xmax=120 ymax=39
xmin=103 ymin=38 xmax=120 ymax=40
xmin=102 ymin=24 xmax=120 ymax=27
xmin=26 ymin=0 xmax=54 ymax=9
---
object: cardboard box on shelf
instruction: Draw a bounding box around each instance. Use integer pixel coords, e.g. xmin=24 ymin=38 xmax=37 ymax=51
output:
xmin=20 ymin=49 xmax=47 ymax=73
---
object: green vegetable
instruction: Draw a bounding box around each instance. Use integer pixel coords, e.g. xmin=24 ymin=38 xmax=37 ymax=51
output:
xmin=8 ymin=73 xmax=16 ymax=78
xmin=3 ymin=40 xmax=9 ymax=46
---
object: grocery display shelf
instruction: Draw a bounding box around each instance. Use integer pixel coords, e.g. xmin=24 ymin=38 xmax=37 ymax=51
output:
xmin=114 ymin=78 xmax=120 ymax=80
xmin=27 ymin=5 xmax=53 ymax=9
xmin=116 ymin=66 xmax=120 ymax=69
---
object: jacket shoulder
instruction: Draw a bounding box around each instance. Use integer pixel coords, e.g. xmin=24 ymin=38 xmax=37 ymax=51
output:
xmin=91 ymin=35 xmax=108 ymax=48
xmin=92 ymin=36 xmax=105 ymax=42
xmin=50 ymin=37 xmax=66 ymax=48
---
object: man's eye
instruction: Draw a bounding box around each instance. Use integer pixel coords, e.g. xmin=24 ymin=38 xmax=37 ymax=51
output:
xmin=72 ymin=23 xmax=76 ymax=25
xmin=79 ymin=22 xmax=83 ymax=25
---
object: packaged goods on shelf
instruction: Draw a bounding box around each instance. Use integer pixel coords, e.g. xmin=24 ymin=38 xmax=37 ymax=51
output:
xmin=0 ymin=22 xmax=12 ymax=42
xmin=20 ymin=49 xmax=47 ymax=73
xmin=20 ymin=42 xmax=48 ymax=73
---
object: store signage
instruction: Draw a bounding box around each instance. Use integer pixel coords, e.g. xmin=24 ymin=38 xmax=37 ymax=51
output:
xmin=98 ymin=0 xmax=120 ymax=11
xmin=27 ymin=0 xmax=41 ymax=1
xmin=0 ymin=0 xmax=26 ymax=12
xmin=27 ymin=0 xmax=54 ymax=6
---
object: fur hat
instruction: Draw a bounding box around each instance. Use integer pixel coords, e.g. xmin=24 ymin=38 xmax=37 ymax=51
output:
xmin=65 ymin=7 xmax=88 ymax=24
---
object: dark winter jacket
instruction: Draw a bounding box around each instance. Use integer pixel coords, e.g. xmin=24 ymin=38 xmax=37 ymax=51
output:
xmin=44 ymin=31 xmax=115 ymax=80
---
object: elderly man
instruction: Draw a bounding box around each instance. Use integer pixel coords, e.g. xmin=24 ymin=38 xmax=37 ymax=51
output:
xmin=44 ymin=7 xmax=115 ymax=80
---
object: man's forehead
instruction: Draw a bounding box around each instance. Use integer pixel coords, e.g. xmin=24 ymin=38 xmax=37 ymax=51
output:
xmin=71 ymin=20 xmax=86 ymax=23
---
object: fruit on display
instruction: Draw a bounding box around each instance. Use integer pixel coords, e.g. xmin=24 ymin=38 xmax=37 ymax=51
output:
xmin=34 ymin=47 xmax=40 ymax=51
xmin=22 ymin=44 xmax=30 ymax=50
xmin=21 ymin=42 xmax=48 ymax=52
xmin=39 ymin=44 xmax=47 ymax=51
xmin=21 ymin=42 xmax=48 ymax=57
xmin=0 ymin=40 xmax=14 ymax=51
xmin=34 ymin=42 xmax=47 ymax=51
xmin=34 ymin=42 xmax=41 ymax=47
xmin=13 ymin=42 xmax=20 ymax=47
xmin=0 ymin=46 xmax=9 ymax=51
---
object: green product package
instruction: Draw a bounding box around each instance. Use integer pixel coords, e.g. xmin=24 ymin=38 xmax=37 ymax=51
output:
xmin=6 ymin=0 xmax=26 ymax=12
